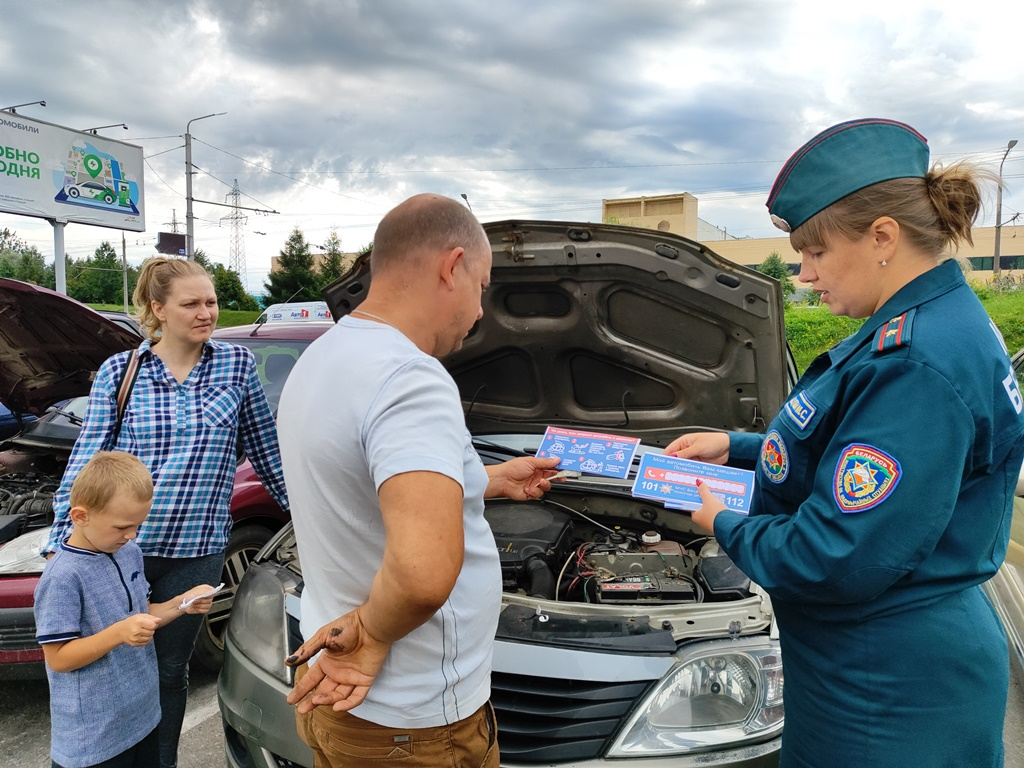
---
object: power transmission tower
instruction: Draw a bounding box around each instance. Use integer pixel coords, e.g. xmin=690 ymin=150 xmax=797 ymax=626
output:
xmin=164 ymin=209 xmax=181 ymax=233
xmin=221 ymin=179 xmax=248 ymax=290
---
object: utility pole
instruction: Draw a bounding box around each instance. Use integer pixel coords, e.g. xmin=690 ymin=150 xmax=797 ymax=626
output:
xmin=121 ymin=232 xmax=129 ymax=314
xmin=994 ymin=139 xmax=1018 ymax=278
xmin=221 ymin=179 xmax=248 ymax=291
xmin=185 ymin=112 xmax=226 ymax=259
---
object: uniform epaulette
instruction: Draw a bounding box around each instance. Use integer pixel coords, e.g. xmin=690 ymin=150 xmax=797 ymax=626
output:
xmin=873 ymin=309 xmax=915 ymax=352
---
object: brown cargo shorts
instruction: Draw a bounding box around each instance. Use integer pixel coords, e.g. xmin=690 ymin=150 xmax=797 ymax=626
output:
xmin=294 ymin=676 xmax=499 ymax=767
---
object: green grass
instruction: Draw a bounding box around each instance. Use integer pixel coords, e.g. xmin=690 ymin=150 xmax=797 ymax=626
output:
xmin=785 ymin=291 xmax=1024 ymax=374
xmin=89 ymin=305 xmax=261 ymax=328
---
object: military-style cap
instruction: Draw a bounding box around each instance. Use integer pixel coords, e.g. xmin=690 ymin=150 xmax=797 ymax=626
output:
xmin=766 ymin=118 xmax=929 ymax=233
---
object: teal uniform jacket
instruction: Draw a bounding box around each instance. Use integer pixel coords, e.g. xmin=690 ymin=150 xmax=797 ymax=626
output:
xmin=714 ymin=260 xmax=1024 ymax=767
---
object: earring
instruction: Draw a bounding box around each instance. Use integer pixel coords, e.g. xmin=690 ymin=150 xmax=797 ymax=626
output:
xmin=881 ymin=260 xmax=887 ymax=267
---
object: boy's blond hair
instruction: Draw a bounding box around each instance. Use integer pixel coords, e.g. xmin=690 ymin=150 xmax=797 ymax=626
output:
xmin=69 ymin=451 xmax=153 ymax=513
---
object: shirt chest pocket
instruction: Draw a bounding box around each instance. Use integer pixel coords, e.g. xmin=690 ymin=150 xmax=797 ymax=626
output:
xmin=758 ymin=389 xmax=833 ymax=504
xmin=201 ymin=385 xmax=243 ymax=428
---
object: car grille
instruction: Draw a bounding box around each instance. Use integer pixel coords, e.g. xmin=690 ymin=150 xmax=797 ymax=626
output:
xmin=0 ymin=618 xmax=39 ymax=651
xmin=490 ymin=670 xmax=654 ymax=763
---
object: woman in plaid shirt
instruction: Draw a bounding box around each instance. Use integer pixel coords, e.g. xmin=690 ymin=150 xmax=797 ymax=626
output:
xmin=44 ymin=257 xmax=289 ymax=768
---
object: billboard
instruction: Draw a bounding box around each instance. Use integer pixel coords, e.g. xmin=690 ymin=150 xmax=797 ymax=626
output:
xmin=0 ymin=112 xmax=145 ymax=231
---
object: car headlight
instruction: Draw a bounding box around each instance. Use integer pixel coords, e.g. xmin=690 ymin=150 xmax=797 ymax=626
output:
xmin=607 ymin=637 xmax=784 ymax=756
xmin=0 ymin=527 xmax=51 ymax=575
xmin=226 ymin=563 xmax=291 ymax=684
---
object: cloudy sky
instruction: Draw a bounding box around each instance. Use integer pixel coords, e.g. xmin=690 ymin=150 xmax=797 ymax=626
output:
xmin=2 ymin=0 xmax=1021 ymax=294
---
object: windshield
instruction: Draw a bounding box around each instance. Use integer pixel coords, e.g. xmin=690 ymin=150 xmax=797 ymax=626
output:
xmin=225 ymin=338 xmax=313 ymax=411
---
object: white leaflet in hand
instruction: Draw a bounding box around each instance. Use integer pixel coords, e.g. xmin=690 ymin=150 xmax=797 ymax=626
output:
xmin=179 ymin=582 xmax=225 ymax=610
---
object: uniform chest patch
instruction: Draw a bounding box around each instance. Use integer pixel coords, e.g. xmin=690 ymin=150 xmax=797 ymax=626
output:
xmin=783 ymin=392 xmax=816 ymax=429
xmin=760 ymin=430 xmax=789 ymax=483
xmin=833 ymin=444 xmax=901 ymax=513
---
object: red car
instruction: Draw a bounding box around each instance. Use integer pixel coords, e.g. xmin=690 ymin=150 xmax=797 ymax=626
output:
xmin=0 ymin=278 xmax=325 ymax=675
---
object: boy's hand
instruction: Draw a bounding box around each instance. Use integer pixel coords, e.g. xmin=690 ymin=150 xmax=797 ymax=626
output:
xmin=120 ymin=614 xmax=160 ymax=646
xmin=179 ymin=584 xmax=219 ymax=615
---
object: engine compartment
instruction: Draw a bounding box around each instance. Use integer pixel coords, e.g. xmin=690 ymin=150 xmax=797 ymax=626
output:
xmin=484 ymin=496 xmax=751 ymax=605
xmin=0 ymin=447 xmax=62 ymax=543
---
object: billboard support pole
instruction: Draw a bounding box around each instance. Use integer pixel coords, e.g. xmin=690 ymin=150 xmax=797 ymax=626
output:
xmin=51 ymin=219 xmax=66 ymax=295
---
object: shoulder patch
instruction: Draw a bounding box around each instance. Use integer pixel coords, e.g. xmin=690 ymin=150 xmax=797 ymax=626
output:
xmin=833 ymin=443 xmax=901 ymax=513
xmin=760 ymin=430 xmax=789 ymax=483
xmin=874 ymin=309 xmax=915 ymax=352
xmin=783 ymin=392 xmax=817 ymax=429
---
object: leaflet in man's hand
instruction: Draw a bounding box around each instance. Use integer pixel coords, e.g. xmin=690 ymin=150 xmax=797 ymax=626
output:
xmin=534 ymin=426 xmax=640 ymax=480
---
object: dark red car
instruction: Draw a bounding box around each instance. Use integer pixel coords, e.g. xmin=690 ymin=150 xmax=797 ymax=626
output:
xmin=0 ymin=278 xmax=325 ymax=675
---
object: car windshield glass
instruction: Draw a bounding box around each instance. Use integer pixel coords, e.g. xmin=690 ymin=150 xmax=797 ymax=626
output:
xmin=224 ymin=338 xmax=313 ymax=411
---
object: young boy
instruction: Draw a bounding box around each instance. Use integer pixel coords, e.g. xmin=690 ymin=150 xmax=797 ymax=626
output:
xmin=34 ymin=451 xmax=218 ymax=768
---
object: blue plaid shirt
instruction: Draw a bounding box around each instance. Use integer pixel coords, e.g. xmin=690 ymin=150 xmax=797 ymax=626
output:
xmin=44 ymin=339 xmax=289 ymax=558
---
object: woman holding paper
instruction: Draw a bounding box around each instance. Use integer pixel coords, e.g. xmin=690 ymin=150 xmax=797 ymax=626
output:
xmin=666 ymin=119 xmax=1024 ymax=768
xmin=43 ymin=257 xmax=289 ymax=768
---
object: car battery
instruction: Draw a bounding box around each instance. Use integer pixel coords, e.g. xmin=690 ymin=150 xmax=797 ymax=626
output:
xmin=596 ymin=573 xmax=697 ymax=603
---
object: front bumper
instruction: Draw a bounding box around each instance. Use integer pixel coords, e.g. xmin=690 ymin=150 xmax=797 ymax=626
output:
xmin=219 ymin=635 xmax=780 ymax=768
xmin=219 ymin=634 xmax=313 ymax=768
xmin=0 ymin=576 xmax=45 ymax=679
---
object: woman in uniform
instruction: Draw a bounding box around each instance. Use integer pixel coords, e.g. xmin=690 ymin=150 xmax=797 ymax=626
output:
xmin=667 ymin=118 xmax=1024 ymax=767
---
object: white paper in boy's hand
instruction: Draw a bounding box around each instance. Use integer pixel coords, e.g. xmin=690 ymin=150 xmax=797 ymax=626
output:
xmin=179 ymin=583 xmax=225 ymax=610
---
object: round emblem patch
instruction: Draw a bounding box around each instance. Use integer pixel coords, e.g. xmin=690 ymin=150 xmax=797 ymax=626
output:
xmin=760 ymin=429 xmax=789 ymax=483
xmin=833 ymin=444 xmax=901 ymax=513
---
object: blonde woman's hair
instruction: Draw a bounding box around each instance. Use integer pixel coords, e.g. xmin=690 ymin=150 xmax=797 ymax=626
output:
xmin=69 ymin=451 xmax=153 ymax=513
xmin=790 ymin=162 xmax=995 ymax=259
xmin=132 ymin=257 xmax=213 ymax=341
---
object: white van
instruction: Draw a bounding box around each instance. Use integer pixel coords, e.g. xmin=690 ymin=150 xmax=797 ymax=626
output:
xmin=256 ymin=301 xmax=332 ymax=324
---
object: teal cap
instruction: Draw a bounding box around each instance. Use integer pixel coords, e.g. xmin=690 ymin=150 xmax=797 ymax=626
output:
xmin=766 ymin=118 xmax=929 ymax=233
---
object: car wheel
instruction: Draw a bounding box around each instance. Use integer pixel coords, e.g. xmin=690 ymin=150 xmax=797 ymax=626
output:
xmin=67 ymin=187 xmax=80 ymax=198
xmin=191 ymin=524 xmax=275 ymax=671
xmin=102 ymin=192 xmax=114 ymax=204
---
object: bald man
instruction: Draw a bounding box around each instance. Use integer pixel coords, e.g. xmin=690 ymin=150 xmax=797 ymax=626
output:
xmin=279 ymin=194 xmax=560 ymax=767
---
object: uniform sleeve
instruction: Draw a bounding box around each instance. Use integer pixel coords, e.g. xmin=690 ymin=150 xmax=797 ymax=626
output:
xmin=715 ymin=358 xmax=974 ymax=604
xmin=44 ymin=356 xmax=124 ymax=554
xmin=34 ymin=564 xmax=84 ymax=644
xmin=237 ymin=350 xmax=290 ymax=512
xmin=729 ymin=432 xmax=765 ymax=466
xmin=363 ymin=359 xmax=468 ymax=491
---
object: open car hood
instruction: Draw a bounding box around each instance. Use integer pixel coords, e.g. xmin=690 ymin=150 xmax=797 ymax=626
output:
xmin=323 ymin=220 xmax=792 ymax=447
xmin=0 ymin=278 xmax=142 ymax=415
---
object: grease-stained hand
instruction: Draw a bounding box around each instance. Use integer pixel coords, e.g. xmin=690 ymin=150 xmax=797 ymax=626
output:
xmin=285 ymin=608 xmax=390 ymax=713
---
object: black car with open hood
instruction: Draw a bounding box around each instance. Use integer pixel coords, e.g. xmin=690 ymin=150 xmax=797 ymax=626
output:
xmin=322 ymin=220 xmax=793 ymax=445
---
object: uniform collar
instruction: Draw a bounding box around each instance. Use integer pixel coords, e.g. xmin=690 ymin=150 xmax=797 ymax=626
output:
xmin=828 ymin=259 xmax=964 ymax=367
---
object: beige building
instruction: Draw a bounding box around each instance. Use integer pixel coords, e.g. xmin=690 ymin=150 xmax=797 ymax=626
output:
xmin=602 ymin=193 xmax=1024 ymax=285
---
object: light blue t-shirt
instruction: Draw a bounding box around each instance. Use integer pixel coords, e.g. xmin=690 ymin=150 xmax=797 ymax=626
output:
xmin=278 ymin=317 xmax=502 ymax=728
xmin=34 ymin=540 xmax=160 ymax=768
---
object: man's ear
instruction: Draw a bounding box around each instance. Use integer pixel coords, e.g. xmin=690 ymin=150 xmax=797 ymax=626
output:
xmin=439 ymin=246 xmax=465 ymax=290
xmin=69 ymin=505 xmax=90 ymax=527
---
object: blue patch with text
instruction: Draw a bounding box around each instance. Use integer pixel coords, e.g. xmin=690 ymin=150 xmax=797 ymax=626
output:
xmin=784 ymin=392 xmax=816 ymax=430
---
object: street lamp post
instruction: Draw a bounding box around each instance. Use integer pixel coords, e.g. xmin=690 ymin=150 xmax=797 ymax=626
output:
xmin=994 ymin=138 xmax=1018 ymax=278
xmin=185 ymin=112 xmax=225 ymax=259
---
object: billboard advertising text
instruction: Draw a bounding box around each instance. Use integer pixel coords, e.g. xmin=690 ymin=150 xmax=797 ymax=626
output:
xmin=0 ymin=113 xmax=145 ymax=231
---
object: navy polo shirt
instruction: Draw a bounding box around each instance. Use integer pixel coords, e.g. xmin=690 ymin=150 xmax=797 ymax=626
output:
xmin=35 ymin=540 xmax=160 ymax=768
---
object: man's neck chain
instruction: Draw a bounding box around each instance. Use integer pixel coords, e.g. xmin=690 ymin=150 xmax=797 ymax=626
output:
xmin=351 ymin=308 xmax=401 ymax=332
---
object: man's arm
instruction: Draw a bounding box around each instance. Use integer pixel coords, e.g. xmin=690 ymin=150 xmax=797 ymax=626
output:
xmin=286 ymin=470 xmax=465 ymax=713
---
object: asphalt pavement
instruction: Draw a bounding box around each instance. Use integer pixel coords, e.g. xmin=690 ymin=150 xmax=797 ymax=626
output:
xmin=1 ymin=657 xmax=1023 ymax=767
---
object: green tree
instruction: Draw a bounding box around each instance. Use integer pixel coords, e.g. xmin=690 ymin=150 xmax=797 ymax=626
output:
xmin=263 ymin=227 xmax=319 ymax=304
xmin=316 ymin=230 xmax=349 ymax=289
xmin=755 ymin=251 xmax=796 ymax=304
xmin=72 ymin=241 xmax=124 ymax=304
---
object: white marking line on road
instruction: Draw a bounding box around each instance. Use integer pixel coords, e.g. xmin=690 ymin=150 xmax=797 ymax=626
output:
xmin=181 ymin=694 xmax=221 ymax=736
